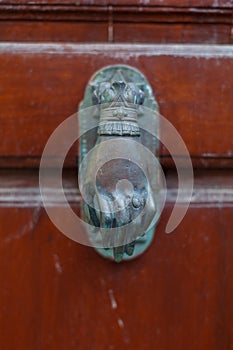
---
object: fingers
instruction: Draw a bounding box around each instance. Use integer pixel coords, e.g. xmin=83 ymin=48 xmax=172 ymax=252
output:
xmin=141 ymin=184 xmax=157 ymax=232
xmin=82 ymin=201 xmax=100 ymax=227
xmin=113 ymin=245 xmax=125 ymax=263
xmin=125 ymin=240 xmax=135 ymax=256
xmin=88 ymin=184 xmax=156 ymax=260
xmin=96 ymin=193 xmax=114 ymax=249
xmin=114 ymin=199 xmax=131 ymax=248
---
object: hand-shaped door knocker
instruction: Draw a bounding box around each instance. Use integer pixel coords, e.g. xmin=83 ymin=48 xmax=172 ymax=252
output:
xmin=78 ymin=65 xmax=162 ymax=262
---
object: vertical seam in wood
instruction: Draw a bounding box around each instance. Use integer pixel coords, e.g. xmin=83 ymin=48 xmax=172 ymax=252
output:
xmin=230 ymin=10 xmax=233 ymax=43
xmin=108 ymin=5 xmax=114 ymax=43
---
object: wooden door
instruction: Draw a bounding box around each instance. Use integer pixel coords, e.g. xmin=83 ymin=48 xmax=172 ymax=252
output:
xmin=0 ymin=1 xmax=232 ymax=349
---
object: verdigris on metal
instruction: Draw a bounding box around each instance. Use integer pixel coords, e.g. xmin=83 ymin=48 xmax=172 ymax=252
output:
xmin=78 ymin=65 xmax=160 ymax=262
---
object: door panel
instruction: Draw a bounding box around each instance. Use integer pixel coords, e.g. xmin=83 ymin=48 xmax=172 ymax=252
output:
xmin=1 ymin=0 xmax=231 ymax=6
xmin=0 ymin=170 xmax=232 ymax=350
xmin=0 ymin=44 xmax=232 ymax=168
xmin=0 ymin=4 xmax=231 ymax=44
xmin=0 ymin=208 xmax=232 ymax=350
xmin=0 ymin=0 xmax=232 ymax=349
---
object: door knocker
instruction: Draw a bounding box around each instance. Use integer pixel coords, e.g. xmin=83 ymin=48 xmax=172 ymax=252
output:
xmin=78 ymin=65 xmax=162 ymax=262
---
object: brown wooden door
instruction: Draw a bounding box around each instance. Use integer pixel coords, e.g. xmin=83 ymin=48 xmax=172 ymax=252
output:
xmin=0 ymin=1 xmax=232 ymax=349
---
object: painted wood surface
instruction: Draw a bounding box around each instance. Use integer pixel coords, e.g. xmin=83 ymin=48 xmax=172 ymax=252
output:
xmin=0 ymin=2 xmax=232 ymax=44
xmin=0 ymin=169 xmax=232 ymax=350
xmin=0 ymin=0 xmax=232 ymax=7
xmin=0 ymin=2 xmax=232 ymax=349
xmin=0 ymin=44 xmax=232 ymax=168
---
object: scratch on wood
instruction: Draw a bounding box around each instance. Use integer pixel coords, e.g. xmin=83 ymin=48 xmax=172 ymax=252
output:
xmin=4 ymin=206 xmax=41 ymax=243
xmin=53 ymin=254 xmax=63 ymax=274
xmin=117 ymin=317 xmax=130 ymax=343
xmin=118 ymin=318 xmax=125 ymax=329
xmin=108 ymin=289 xmax=117 ymax=310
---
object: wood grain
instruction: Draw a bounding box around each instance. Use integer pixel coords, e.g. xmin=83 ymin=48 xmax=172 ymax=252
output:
xmin=0 ymin=198 xmax=232 ymax=349
xmin=0 ymin=3 xmax=231 ymax=44
xmin=0 ymin=21 xmax=109 ymax=42
xmin=0 ymin=0 xmax=232 ymax=7
xmin=0 ymin=168 xmax=232 ymax=206
xmin=1 ymin=21 xmax=231 ymax=44
xmin=114 ymin=23 xmax=232 ymax=44
xmin=0 ymin=43 xmax=232 ymax=168
xmin=0 ymin=2 xmax=232 ymax=349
